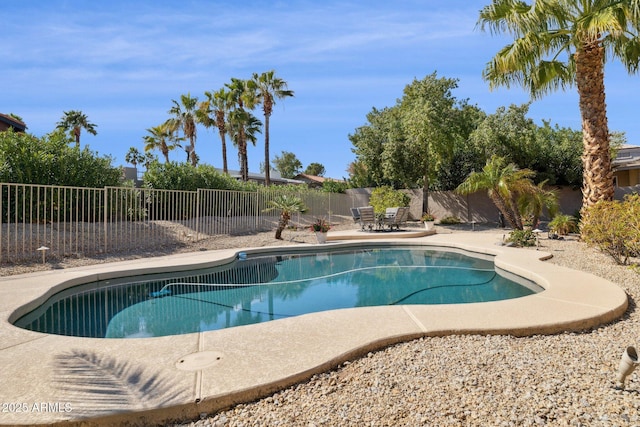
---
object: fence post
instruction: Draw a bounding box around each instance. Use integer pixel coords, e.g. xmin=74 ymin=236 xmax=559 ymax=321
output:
xmin=255 ymin=191 xmax=259 ymax=232
xmin=103 ymin=187 xmax=108 ymax=254
xmin=0 ymin=184 xmax=3 ymax=263
xmin=195 ymin=189 xmax=201 ymax=240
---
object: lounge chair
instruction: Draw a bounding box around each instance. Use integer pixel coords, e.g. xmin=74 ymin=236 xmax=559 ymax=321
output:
xmin=357 ymin=206 xmax=376 ymax=231
xmin=350 ymin=207 xmax=361 ymax=223
xmin=384 ymin=206 xmax=409 ymax=231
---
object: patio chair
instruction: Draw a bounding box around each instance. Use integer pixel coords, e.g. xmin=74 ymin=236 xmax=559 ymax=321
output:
xmin=350 ymin=207 xmax=361 ymax=223
xmin=384 ymin=207 xmax=409 ymax=231
xmin=357 ymin=206 xmax=376 ymax=231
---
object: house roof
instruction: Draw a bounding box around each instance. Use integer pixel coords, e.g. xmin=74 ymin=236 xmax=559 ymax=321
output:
xmin=0 ymin=113 xmax=26 ymax=131
xmin=218 ymin=169 xmax=305 ymax=185
xmin=294 ymin=173 xmax=346 ymax=184
xmin=613 ymin=145 xmax=640 ymax=171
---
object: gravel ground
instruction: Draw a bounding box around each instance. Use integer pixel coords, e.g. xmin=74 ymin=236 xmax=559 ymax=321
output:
xmin=4 ymin=224 xmax=640 ymax=426
xmin=175 ymin=228 xmax=640 ymax=427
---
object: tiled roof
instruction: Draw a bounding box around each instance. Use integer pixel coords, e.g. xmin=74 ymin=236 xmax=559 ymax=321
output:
xmin=0 ymin=113 xmax=26 ymax=130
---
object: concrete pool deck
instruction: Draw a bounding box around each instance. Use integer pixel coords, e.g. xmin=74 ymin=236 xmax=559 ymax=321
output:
xmin=0 ymin=231 xmax=629 ymax=426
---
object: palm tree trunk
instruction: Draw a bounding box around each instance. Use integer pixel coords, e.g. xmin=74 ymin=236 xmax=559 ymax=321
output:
xmin=218 ymin=130 xmax=228 ymax=174
xmin=575 ymin=40 xmax=614 ymax=209
xmin=275 ymin=212 xmax=290 ymax=239
xmin=264 ymin=114 xmax=271 ymax=186
xmin=491 ymin=193 xmax=520 ymax=229
xmin=74 ymin=127 xmax=81 ymax=147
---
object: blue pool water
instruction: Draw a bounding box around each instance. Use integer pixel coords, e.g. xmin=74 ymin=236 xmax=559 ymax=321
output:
xmin=15 ymin=247 xmax=542 ymax=338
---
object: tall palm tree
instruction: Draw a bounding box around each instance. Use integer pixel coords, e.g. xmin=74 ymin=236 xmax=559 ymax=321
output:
xmin=252 ymin=70 xmax=294 ymax=185
xmin=201 ymin=88 xmax=234 ymax=174
xmin=478 ymin=0 xmax=640 ymax=210
xmin=143 ymin=122 xmax=183 ymax=163
xmin=456 ymin=155 xmax=537 ymax=229
xmin=167 ymin=93 xmax=199 ymax=166
xmin=225 ymin=78 xmax=260 ymax=181
xmin=56 ymin=110 xmax=97 ymax=147
xmin=227 ymin=109 xmax=262 ymax=181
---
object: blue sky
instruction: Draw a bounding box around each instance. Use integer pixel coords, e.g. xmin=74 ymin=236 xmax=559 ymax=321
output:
xmin=3 ymin=1 xmax=639 ymax=180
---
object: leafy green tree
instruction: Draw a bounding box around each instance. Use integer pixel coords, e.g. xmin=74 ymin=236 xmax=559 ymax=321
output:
xmin=0 ymin=129 xmax=120 ymax=187
xmin=55 ymin=110 xmax=97 ymax=147
xmin=456 ymin=155 xmax=537 ymax=229
xmin=304 ymin=162 xmax=325 ymax=176
xmin=396 ymin=73 xmax=469 ymax=213
xmin=349 ymin=107 xmax=402 ymax=188
xmin=263 ymin=194 xmax=307 ymax=240
xmin=272 ymin=151 xmax=302 ymax=178
xmin=253 ymin=70 xmax=294 ymax=185
xmin=469 ymin=104 xmax=539 ymax=169
xmin=533 ymin=121 xmax=583 ymax=185
xmin=346 ymin=160 xmax=374 ymax=188
xmin=478 ymin=0 xmax=640 ymax=209
xmin=349 ymin=73 xmax=480 ymax=201
xmin=167 ymin=93 xmax=199 ymax=166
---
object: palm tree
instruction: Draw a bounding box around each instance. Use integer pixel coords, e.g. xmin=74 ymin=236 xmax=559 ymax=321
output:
xmin=125 ymin=147 xmax=144 ymax=177
xmin=456 ymin=155 xmax=537 ymax=229
xmin=252 ymin=70 xmax=294 ymax=185
xmin=143 ymin=122 xmax=183 ymax=163
xmin=201 ymin=88 xmax=234 ymax=174
xmin=226 ymin=78 xmax=260 ymax=181
xmin=167 ymin=93 xmax=199 ymax=166
xmin=477 ymin=0 xmax=640 ymax=209
xmin=56 ymin=110 xmax=97 ymax=147
xmin=263 ymin=194 xmax=307 ymax=240
xmin=517 ymin=180 xmax=559 ymax=228
xmin=227 ymin=109 xmax=262 ymax=181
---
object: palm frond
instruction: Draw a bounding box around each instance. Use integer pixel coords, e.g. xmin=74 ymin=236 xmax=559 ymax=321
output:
xmin=53 ymin=349 xmax=184 ymax=416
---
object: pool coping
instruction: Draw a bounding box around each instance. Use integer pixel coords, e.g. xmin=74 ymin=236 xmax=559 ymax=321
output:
xmin=0 ymin=232 xmax=629 ymax=426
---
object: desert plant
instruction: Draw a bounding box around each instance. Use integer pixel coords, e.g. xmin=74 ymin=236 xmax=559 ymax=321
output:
xmin=309 ymin=218 xmax=331 ymax=233
xmin=421 ymin=212 xmax=435 ymax=222
xmin=263 ymin=194 xmax=307 ymax=240
xmin=548 ymin=214 xmax=578 ymax=236
xmin=506 ymin=229 xmax=537 ymax=247
xmin=439 ymin=216 xmax=461 ymax=225
xmin=581 ymin=194 xmax=640 ymax=265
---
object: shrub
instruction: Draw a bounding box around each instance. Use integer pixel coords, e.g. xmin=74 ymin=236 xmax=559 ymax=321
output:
xmin=548 ymin=214 xmax=578 ymax=235
xmin=322 ymin=180 xmax=348 ymax=193
xmin=143 ymin=162 xmax=257 ymax=191
xmin=439 ymin=216 xmax=461 ymax=225
xmin=581 ymin=194 xmax=640 ymax=265
xmin=369 ymin=186 xmax=410 ymax=214
xmin=0 ymin=129 xmax=121 ymax=187
xmin=507 ymin=229 xmax=537 ymax=247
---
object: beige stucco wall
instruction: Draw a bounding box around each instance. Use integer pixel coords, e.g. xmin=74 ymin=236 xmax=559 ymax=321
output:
xmin=347 ymin=186 xmax=584 ymax=225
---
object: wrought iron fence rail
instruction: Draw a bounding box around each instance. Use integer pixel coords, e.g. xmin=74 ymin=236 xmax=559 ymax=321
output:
xmin=1 ymin=183 xmax=355 ymax=265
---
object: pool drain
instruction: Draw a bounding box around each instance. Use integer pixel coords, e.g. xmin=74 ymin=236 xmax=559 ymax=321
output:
xmin=175 ymin=350 xmax=224 ymax=371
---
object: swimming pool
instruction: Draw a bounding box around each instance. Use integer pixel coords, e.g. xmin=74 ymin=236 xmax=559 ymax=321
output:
xmin=14 ymin=247 xmax=542 ymax=338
